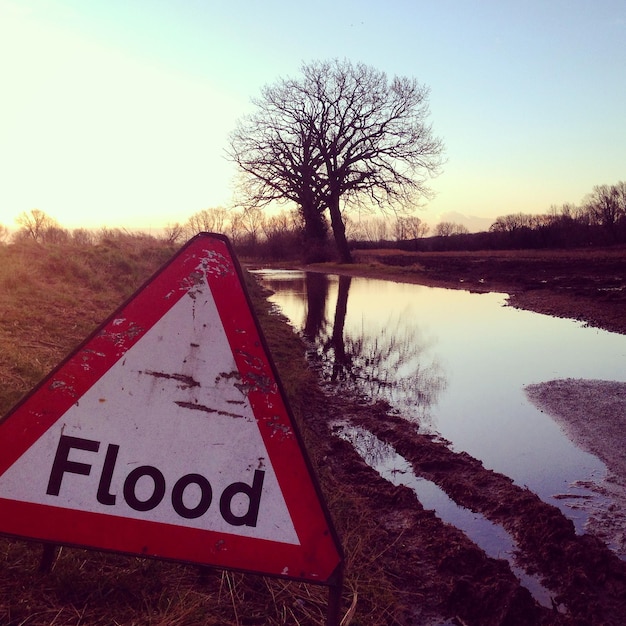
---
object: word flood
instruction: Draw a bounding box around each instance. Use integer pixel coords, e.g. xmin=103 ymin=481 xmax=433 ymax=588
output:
xmin=46 ymin=435 xmax=265 ymax=527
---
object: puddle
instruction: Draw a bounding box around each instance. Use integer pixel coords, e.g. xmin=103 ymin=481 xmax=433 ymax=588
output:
xmin=332 ymin=421 xmax=555 ymax=608
xmin=255 ymin=269 xmax=626 ymax=546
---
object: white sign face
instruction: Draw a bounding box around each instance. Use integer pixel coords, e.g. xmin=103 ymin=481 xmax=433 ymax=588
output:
xmin=0 ymin=234 xmax=341 ymax=583
xmin=0 ymin=273 xmax=299 ymax=544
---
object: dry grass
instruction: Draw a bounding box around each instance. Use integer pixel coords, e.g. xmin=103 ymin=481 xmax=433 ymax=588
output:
xmin=0 ymin=238 xmax=176 ymax=414
xmin=0 ymin=238 xmax=401 ymax=625
xmin=0 ymin=541 xmax=336 ymax=625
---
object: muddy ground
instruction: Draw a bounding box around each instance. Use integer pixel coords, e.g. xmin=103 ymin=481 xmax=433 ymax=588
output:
xmin=300 ymin=247 xmax=626 ymax=625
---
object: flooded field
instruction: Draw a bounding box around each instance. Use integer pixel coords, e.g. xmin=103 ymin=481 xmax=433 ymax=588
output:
xmin=254 ymin=270 xmax=626 ymax=554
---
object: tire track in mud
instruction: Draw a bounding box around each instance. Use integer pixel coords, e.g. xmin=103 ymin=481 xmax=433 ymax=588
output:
xmin=343 ymin=403 xmax=626 ymax=625
xmin=325 ymin=435 xmax=547 ymax=625
xmin=309 ymin=392 xmax=560 ymax=625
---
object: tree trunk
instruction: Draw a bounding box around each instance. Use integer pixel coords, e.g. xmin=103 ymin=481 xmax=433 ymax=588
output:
xmin=328 ymin=195 xmax=353 ymax=263
xmin=303 ymin=208 xmax=327 ymax=242
xmin=298 ymin=200 xmax=329 ymax=262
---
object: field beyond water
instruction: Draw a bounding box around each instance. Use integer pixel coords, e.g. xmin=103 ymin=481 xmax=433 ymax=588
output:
xmin=1 ymin=239 xmax=626 ymax=625
xmin=318 ymin=246 xmax=626 ymax=335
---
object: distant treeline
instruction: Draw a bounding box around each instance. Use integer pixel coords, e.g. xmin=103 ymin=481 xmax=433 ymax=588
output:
xmin=355 ymin=180 xmax=626 ymax=252
xmin=3 ymin=180 xmax=625 ymax=259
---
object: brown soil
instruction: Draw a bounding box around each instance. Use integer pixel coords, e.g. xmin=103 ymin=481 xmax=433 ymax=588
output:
xmin=299 ymin=247 xmax=626 ymax=625
xmin=317 ymin=246 xmax=626 ymax=335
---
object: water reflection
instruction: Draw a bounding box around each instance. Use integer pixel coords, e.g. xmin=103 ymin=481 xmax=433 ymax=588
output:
xmin=302 ymin=272 xmax=329 ymax=341
xmin=288 ymin=271 xmax=447 ymax=425
xmin=256 ymin=269 xmax=626 ymax=539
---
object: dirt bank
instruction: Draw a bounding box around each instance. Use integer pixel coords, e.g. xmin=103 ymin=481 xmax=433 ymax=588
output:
xmin=525 ymin=379 xmax=626 ymax=557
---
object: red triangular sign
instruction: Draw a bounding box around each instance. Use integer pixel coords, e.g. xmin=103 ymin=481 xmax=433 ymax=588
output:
xmin=0 ymin=233 xmax=341 ymax=583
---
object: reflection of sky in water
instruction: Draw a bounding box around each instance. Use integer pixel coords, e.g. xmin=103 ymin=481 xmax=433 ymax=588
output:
xmin=254 ymin=270 xmax=626 ymax=529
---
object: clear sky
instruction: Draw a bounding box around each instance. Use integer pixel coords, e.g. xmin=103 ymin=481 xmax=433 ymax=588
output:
xmin=1 ymin=0 xmax=624 ymax=232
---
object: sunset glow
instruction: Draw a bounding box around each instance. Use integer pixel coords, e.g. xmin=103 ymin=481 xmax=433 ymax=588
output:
xmin=1 ymin=0 xmax=624 ymax=232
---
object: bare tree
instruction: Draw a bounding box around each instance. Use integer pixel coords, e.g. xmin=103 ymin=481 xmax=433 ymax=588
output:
xmin=616 ymin=181 xmax=626 ymax=212
xmin=163 ymin=222 xmax=186 ymax=244
xmin=262 ymin=209 xmax=299 ymax=240
xmin=395 ymin=215 xmax=429 ymax=240
xmin=434 ymin=221 xmax=469 ymax=236
xmin=15 ymin=209 xmax=58 ymax=242
xmin=227 ymin=210 xmax=245 ymax=246
xmin=235 ymin=207 xmax=266 ymax=245
xmin=489 ymin=213 xmax=536 ymax=233
xmin=186 ymin=207 xmax=229 ymax=236
xmin=0 ymin=224 xmax=9 ymax=243
xmin=556 ymin=202 xmax=592 ymax=226
xmin=585 ymin=184 xmax=625 ymax=230
xmin=356 ymin=217 xmax=389 ymax=243
xmin=229 ymin=59 xmax=444 ymax=262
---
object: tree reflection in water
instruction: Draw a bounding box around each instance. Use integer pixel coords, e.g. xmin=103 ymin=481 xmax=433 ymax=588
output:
xmin=302 ymin=272 xmax=447 ymax=427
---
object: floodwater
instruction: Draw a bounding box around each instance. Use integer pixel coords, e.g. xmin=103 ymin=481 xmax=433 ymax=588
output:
xmin=253 ymin=270 xmax=626 ymax=546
